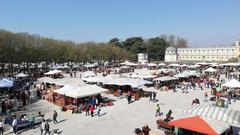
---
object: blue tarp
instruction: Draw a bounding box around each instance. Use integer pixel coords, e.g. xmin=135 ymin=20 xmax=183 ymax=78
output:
xmin=0 ymin=78 xmax=13 ymax=88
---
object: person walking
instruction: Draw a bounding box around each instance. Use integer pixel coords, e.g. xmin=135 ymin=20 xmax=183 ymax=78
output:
xmin=1 ymin=101 xmax=6 ymax=115
xmin=97 ymin=105 xmax=101 ymax=117
xmin=155 ymin=104 xmax=160 ymax=117
xmin=85 ymin=104 xmax=90 ymax=116
xmin=12 ymin=116 xmax=18 ymax=135
xmin=0 ymin=119 xmax=4 ymax=135
xmin=204 ymin=92 xmax=208 ymax=102
xmin=90 ymin=105 xmax=94 ymax=117
xmin=118 ymin=89 xmax=122 ymax=99
xmin=40 ymin=120 xmax=45 ymax=135
xmin=28 ymin=113 xmax=35 ymax=129
xmin=152 ymin=92 xmax=156 ymax=102
xmin=53 ymin=110 xmax=58 ymax=124
xmin=149 ymin=91 xmax=152 ymax=102
xmin=127 ymin=91 xmax=132 ymax=104
xmin=44 ymin=121 xmax=50 ymax=135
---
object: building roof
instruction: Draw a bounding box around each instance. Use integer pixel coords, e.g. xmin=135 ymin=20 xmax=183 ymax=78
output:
xmin=166 ymin=46 xmax=177 ymax=51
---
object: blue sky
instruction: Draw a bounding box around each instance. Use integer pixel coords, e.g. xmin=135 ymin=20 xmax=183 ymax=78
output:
xmin=0 ymin=0 xmax=239 ymax=46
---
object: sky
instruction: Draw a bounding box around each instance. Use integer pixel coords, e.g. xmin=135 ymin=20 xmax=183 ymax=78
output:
xmin=0 ymin=0 xmax=240 ymax=47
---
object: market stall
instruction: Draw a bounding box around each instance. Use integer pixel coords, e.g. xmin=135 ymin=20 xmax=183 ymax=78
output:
xmin=169 ymin=115 xmax=229 ymax=135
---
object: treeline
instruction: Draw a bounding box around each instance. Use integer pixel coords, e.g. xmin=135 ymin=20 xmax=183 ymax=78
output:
xmin=0 ymin=29 xmax=188 ymax=65
xmin=0 ymin=29 xmax=133 ymax=65
xmin=109 ymin=34 xmax=187 ymax=61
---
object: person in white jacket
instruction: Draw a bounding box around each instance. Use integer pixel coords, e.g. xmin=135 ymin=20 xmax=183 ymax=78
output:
xmin=40 ymin=120 xmax=45 ymax=135
xmin=12 ymin=116 xmax=18 ymax=135
xmin=0 ymin=119 xmax=4 ymax=135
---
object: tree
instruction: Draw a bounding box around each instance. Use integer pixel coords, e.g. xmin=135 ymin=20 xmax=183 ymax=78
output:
xmin=109 ymin=38 xmax=121 ymax=47
xmin=145 ymin=37 xmax=169 ymax=61
xmin=122 ymin=37 xmax=145 ymax=54
xmin=176 ymin=37 xmax=188 ymax=48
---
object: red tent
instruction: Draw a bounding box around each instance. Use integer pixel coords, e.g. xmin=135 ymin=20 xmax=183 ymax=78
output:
xmin=169 ymin=115 xmax=218 ymax=135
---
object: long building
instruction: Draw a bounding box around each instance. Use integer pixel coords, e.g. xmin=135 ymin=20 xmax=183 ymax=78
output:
xmin=165 ymin=40 xmax=240 ymax=62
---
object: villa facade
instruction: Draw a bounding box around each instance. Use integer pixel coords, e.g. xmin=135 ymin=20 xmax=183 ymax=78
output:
xmin=165 ymin=40 xmax=240 ymax=62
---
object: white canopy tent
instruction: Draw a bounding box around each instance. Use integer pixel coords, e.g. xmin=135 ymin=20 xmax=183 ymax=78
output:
xmin=154 ymin=76 xmax=178 ymax=82
xmin=147 ymin=63 xmax=157 ymax=67
xmin=158 ymin=69 xmax=175 ymax=73
xmin=204 ymin=67 xmax=217 ymax=73
xmin=196 ymin=62 xmax=209 ymax=65
xmin=83 ymin=77 xmax=105 ymax=83
xmin=15 ymin=73 xmax=28 ymax=78
xmin=82 ymin=71 xmax=95 ymax=78
xmin=168 ymin=63 xmax=180 ymax=67
xmin=54 ymin=85 xmax=108 ymax=98
xmin=104 ymin=78 xmax=153 ymax=88
xmin=44 ymin=70 xmax=55 ymax=75
xmin=120 ymin=61 xmax=138 ymax=66
xmin=158 ymin=63 xmax=166 ymax=66
xmin=220 ymin=63 xmax=240 ymax=67
xmin=0 ymin=78 xmax=14 ymax=88
xmin=183 ymin=104 xmax=240 ymax=127
xmin=44 ymin=69 xmax=62 ymax=75
xmin=188 ymin=64 xmax=201 ymax=69
xmin=180 ymin=64 xmax=188 ymax=67
xmin=120 ymin=66 xmax=130 ymax=69
xmin=174 ymin=73 xmax=188 ymax=78
xmin=127 ymin=74 xmax=156 ymax=79
xmin=222 ymin=79 xmax=240 ymax=88
xmin=182 ymin=71 xmax=200 ymax=76
xmin=84 ymin=64 xmax=97 ymax=68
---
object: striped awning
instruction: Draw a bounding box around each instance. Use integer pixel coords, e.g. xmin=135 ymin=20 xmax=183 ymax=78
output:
xmin=183 ymin=104 xmax=240 ymax=127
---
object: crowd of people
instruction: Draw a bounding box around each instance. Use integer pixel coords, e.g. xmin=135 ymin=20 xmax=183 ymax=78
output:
xmin=1 ymin=62 xmax=240 ymax=135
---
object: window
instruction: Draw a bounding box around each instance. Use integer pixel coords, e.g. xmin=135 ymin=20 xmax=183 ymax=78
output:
xmin=216 ymin=49 xmax=219 ymax=51
xmin=222 ymin=49 xmax=224 ymax=51
xmin=232 ymin=49 xmax=234 ymax=51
